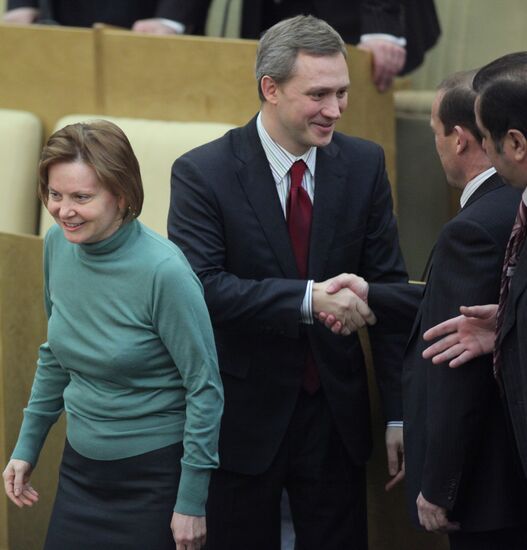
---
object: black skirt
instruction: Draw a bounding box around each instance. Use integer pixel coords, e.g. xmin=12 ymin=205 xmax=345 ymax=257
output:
xmin=44 ymin=439 xmax=183 ymax=550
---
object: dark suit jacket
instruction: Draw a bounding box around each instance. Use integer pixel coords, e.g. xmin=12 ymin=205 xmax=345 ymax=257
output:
xmin=7 ymin=0 xmax=184 ymax=28
xmin=399 ymin=175 xmax=526 ymax=532
xmin=166 ymin=0 xmax=440 ymax=74
xmin=168 ymin=116 xmax=407 ymax=474
xmin=500 ymin=196 xmax=527 ymax=484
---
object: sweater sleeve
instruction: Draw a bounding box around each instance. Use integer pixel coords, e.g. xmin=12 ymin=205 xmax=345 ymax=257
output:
xmin=11 ymin=232 xmax=70 ymax=467
xmin=152 ymin=252 xmax=224 ymax=516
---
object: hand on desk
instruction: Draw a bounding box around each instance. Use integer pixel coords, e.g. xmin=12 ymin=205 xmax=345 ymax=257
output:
xmin=422 ymin=304 xmax=497 ymax=368
xmin=358 ymin=39 xmax=406 ymax=93
xmin=132 ymin=19 xmax=180 ymax=34
xmin=2 ymin=7 xmax=39 ymax=24
xmin=313 ymin=274 xmax=376 ymax=336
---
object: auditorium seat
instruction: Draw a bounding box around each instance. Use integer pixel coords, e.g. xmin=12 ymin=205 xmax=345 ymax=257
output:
xmin=0 ymin=108 xmax=42 ymax=235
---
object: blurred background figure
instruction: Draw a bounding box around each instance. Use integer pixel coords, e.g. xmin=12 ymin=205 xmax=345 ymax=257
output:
xmin=2 ymin=0 xmax=186 ymax=34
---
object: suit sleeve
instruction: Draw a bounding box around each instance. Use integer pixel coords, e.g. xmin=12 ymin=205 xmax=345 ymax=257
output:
xmin=168 ymin=154 xmax=307 ymax=338
xmin=7 ymin=0 xmax=39 ymax=9
xmin=359 ymin=0 xmax=404 ymax=37
xmin=354 ymin=154 xmax=409 ymax=422
xmin=154 ymin=0 xmax=212 ymax=32
xmin=420 ymin=218 xmax=503 ymax=509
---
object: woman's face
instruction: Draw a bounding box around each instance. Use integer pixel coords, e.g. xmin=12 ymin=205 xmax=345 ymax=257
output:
xmin=46 ymin=161 xmax=124 ymax=244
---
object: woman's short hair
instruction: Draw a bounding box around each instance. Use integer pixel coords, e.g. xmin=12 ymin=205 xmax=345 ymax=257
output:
xmin=39 ymin=120 xmax=144 ymax=223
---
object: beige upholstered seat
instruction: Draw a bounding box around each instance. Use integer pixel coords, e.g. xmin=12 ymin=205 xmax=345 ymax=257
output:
xmin=39 ymin=115 xmax=235 ymax=237
xmin=0 ymin=108 xmax=42 ymax=234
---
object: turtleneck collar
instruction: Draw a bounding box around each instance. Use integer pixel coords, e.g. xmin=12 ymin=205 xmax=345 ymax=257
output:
xmin=78 ymin=219 xmax=138 ymax=259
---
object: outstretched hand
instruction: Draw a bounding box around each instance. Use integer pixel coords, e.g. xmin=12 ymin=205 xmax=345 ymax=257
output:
xmin=422 ymin=304 xmax=497 ymax=367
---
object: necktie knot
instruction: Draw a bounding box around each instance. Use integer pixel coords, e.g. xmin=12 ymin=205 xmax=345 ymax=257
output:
xmin=290 ymin=160 xmax=307 ymax=190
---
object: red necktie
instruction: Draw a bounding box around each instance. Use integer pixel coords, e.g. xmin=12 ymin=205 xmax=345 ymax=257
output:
xmin=493 ymin=200 xmax=527 ymax=378
xmin=286 ymin=160 xmax=319 ymax=393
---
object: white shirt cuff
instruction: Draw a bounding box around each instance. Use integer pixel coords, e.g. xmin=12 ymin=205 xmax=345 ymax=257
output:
xmin=360 ymin=33 xmax=407 ymax=48
xmin=387 ymin=421 xmax=403 ymax=428
xmin=301 ymin=280 xmax=314 ymax=324
xmin=158 ymin=18 xmax=185 ymax=34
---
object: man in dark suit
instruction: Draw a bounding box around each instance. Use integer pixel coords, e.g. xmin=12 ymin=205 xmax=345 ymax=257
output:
xmin=422 ymin=53 xmax=527 ymax=540
xmin=319 ymin=69 xmax=527 ymax=549
xmin=2 ymin=0 xmax=185 ymax=34
xmin=135 ymin=0 xmax=440 ymax=91
xmin=168 ymin=15 xmax=407 ymax=549
xmin=400 ymin=72 xmax=526 ymax=549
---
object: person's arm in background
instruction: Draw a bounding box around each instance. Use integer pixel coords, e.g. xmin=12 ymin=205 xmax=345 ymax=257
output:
xmin=132 ymin=0 xmax=212 ymax=35
xmin=358 ymin=0 xmax=406 ymax=92
xmin=2 ymin=0 xmax=40 ymax=24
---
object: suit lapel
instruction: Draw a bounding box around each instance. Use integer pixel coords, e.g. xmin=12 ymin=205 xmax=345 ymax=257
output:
xmin=308 ymin=143 xmax=346 ymax=280
xmin=234 ymin=118 xmax=299 ymax=278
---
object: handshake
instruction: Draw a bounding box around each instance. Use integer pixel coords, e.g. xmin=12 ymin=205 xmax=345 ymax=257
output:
xmin=313 ymin=273 xmax=376 ymax=336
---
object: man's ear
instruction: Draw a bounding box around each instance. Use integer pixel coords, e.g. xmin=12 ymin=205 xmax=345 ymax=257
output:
xmin=453 ymin=125 xmax=468 ymax=155
xmin=260 ymin=75 xmax=279 ymax=104
xmin=506 ymin=128 xmax=527 ymax=161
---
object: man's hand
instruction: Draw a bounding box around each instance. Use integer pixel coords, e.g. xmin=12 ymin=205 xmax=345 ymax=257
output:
xmin=422 ymin=304 xmax=497 ymax=367
xmin=416 ymin=492 xmax=460 ymax=533
xmin=385 ymin=426 xmax=404 ymax=491
xmin=132 ymin=19 xmax=179 ymax=34
xmin=171 ymin=512 xmax=206 ymax=550
xmin=358 ymin=40 xmax=406 ymax=92
xmin=313 ymin=275 xmax=376 ymax=336
xmin=2 ymin=7 xmax=39 ymax=24
xmin=3 ymin=459 xmax=39 ymax=508
xmin=316 ymin=273 xmax=375 ymax=335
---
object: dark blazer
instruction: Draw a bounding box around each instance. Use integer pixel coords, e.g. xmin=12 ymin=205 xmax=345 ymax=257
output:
xmin=168 ymin=116 xmax=407 ymax=474
xmin=165 ymin=0 xmax=440 ymax=74
xmin=7 ymin=0 xmax=185 ymax=28
xmin=500 ymin=197 xmax=527 ymax=483
xmin=401 ymin=175 xmax=526 ymax=532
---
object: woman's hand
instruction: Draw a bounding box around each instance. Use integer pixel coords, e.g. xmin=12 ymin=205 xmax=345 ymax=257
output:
xmin=2 ymin=459 xmax=39 ymax=508
xmin=171 ymin=512 xmax=206 ymax=550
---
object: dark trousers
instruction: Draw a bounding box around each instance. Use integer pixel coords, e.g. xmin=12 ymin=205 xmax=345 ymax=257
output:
xmin=205 ymin=390 xmax=367 ymax=550
xmin=449 ymin=527 xmax=527 ymax=550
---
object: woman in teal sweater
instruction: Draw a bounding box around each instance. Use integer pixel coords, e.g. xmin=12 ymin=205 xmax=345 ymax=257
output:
xmin=2 ymin=120 xmax=224 ymax=550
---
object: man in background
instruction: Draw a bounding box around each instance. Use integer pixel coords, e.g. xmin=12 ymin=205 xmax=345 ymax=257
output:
xmin=2 ymin=0 xmax=185 ymax=34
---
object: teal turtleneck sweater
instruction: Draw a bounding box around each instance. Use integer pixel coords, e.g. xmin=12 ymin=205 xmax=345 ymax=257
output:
xmin=12 ymin=220 xmax=223 ymax=516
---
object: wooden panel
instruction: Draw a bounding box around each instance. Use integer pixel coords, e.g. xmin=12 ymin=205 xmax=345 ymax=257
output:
xmin=0 ymin=233 xmax=65 ymax=550
xmin=98 ymin=31 xmax=260 ymax=125
xmin=0 ymin=24 xmax=99 ymax=137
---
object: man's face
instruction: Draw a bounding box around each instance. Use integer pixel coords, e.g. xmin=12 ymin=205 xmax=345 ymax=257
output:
xmin=475 ymin=96 xmax=527 ymax=189
xmin=430 ymin=91 xmax=462 ymax=187
xmin=265 ymin=52 xmax=350 ymax=155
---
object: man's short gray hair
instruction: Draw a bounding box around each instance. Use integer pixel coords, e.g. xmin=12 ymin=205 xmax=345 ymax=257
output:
xmin=255 ymin=15 xmax=347 ymax=102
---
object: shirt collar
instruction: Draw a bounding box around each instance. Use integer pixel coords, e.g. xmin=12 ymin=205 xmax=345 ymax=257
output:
xmin=256 ymin=112 xmax=316 ymax=184
xmin=460 ymin=167 xmax=496 ymax=208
